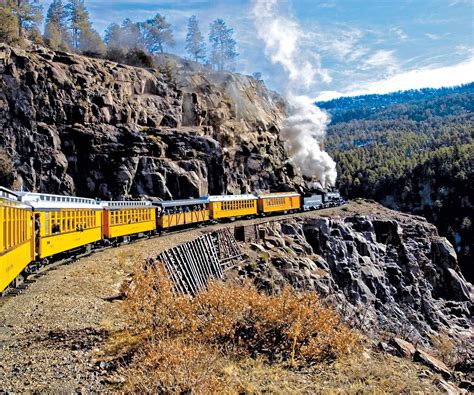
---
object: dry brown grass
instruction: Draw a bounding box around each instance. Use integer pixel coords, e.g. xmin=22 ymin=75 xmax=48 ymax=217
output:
xmin=100 ymin=262 xmax=442 ymax=393
xmin=430 ymin=330 xmax=472 ymax=368
xmin=107 ymin=263 xmax=362 ymax=393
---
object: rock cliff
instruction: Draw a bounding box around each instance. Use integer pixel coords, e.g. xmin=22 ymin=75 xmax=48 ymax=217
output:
xmin=0 ymin=44 xmax=302 ymax=199
xmin=234 ymin=202 xmax=473 ymax=345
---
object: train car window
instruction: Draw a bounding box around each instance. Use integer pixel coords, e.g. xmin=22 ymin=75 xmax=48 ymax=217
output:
xmin=13 ymin=209 xmax=16 ymax=245
xmin=7 ymin=208 xmax=11 ymax=248
xmin=15 ymin=209 xmax=18 ymax=245
xmin=4 ymin=208 xmax=8 ymax=249
xmin=14 ymin=210 xmax=17 ymax=244
xmin=10 ymin=208 xmax=14 ymax=247
xmin=5 ymin=208 xmax=9 ymax=248
xmin=11 ymin=209 xmax=15 ymax=246
xmin=14 ymin=209 xmax=17 ymax=244
xmin=0 ymin=207 xmax=3 ymax=251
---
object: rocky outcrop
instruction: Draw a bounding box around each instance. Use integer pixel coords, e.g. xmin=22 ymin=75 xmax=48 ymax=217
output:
xmin=0 ymin=44 xmax=301 ymax=198
xmin=235 ymin=211 xmax=473 ymax=345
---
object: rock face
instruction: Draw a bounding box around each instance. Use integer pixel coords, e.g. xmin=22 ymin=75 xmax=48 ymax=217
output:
xmin=236 ymin=211 xmax=473 ymax=344
xmin=0 ymin=44 xmax=301 ymax=198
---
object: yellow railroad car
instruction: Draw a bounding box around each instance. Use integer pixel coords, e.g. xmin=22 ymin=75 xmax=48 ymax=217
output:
xmin=0 ymin=188 xmax=34 ymax=293
xmin=101 ymin=200 xmax=156 ymax=239
xmin=208 ymin=195 xmax=257 ymax=220
xmin=20 ymin=192 xmax=102 ymax=260
xmin=157 ymin=198 xmax=209 ymax=229
xmin=257 ymin=192 xmax=301 ymax=214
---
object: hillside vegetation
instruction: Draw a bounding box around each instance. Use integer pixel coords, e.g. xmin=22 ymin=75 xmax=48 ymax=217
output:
xmin=104 ymin=263 xmax=439 ymax=393
xmin=319 ymin=84 xmax=474 ymax=280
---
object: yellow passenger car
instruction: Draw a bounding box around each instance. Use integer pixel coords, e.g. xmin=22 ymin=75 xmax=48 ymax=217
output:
xmin=257 ymin=192 xmax=301 ymax=214
xmin=102 ymin=200 xmax=156 ymax=239
xmin=208 ymin=195 xmax=257 ymax=220
xmin=20 ymin=192 xmax=102 ymax=260
xmin=0 ymin=187 xmax=34 ymax=293
xmin=157 ymin=198 xmax=209 ymax=229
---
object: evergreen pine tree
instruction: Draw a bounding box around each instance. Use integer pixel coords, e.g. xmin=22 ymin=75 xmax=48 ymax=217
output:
xmin=65 ymin=0 xmax=104 ymax=54
xmin=65 ymin=0 xmax=87 ymax=50
xmin=104 ymin=22 xmax=121 ymax=49
xmin=2 ymin=0 xmax=42 ymax=40
xmin=142 ymin=13 xmax=175 ymax=54
xmin=0 ymin=1 xmax=19 ymax=43
xmin=185 ymin=15 xmax=206 ymax=63
xmin=208 ymin=18 xmax=238 ymax=71
xmin=123 ymin=18 xmax=145 ymax=51
xmin=44 ymin=0 xmax=69 ymax=50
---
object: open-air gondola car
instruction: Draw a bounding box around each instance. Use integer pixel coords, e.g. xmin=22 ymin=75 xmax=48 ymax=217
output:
xmin=0 ymin=187 xmax=34 ymax=292
xmin=19 ymin=192 xmax=103 ymax=260
xmin=257 ymin=192 xmax=301 ymax=214
xmin=156 ymin=198 xmax=210 ymax=230
xmin=101 ymin=200 xmax=156 ymax=240
xmin=208 ymin=195 xmax=257 ymax=220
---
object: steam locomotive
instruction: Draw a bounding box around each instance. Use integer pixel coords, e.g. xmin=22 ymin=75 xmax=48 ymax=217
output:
xmin=0 ymin=187 xmax=344 ymax=294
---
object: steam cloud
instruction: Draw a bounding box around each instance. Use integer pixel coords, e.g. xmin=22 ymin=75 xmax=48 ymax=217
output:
xmin=251 ymin=0 xmax=337 ymax=188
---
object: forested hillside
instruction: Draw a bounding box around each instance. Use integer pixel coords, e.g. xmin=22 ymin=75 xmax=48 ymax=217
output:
xmin=320 ymin=84 xmax=474 ymax=280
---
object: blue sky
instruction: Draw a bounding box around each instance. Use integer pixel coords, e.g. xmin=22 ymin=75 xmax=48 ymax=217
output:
xmin=37 ymin=0 xmax=474 ymax=100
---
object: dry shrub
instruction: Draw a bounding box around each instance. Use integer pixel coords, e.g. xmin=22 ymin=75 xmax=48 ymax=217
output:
xmin=430 ymin=330 xmax=472 ymax=368
xmin=116 ymin=263 xmax=360 ymax=392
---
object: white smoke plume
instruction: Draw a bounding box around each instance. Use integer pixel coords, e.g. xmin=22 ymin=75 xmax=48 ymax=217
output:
xmin=251 ymin=0 xmax=337 ymax=188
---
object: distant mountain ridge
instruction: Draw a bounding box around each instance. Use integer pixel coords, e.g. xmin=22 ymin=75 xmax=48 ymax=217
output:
xmin=320 ymin=84 xmax=474 ymax=282
xmin=316 ymin=83 xmax=474 ymax=124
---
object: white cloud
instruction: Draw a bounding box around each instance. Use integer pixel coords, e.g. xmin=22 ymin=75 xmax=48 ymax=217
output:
xmin=362 ymin=50 xmax=399 ymax=73
xmin=315 ymin=56 xmax=474 ymax=101
xmin=449 ymin=0 xmax=473 ymax=6
xmin=424 ymin=32 xmax=449 ymax=40
xmin=391 ymin=27 xmax=409 ymax=42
